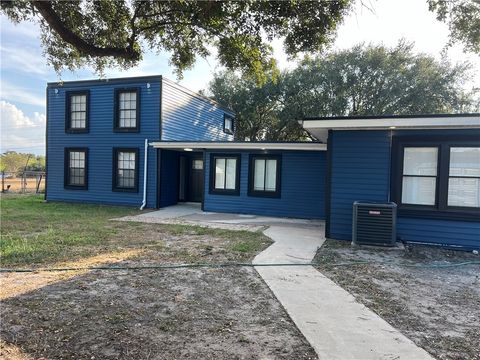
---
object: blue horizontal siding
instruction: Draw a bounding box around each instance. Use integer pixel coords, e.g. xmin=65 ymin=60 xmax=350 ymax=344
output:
xmin=161 ymin=79 xmax=234 ymax=141
xmin=329 ymin=129 xmax=480 ymax=249
xmin=46 ymin=79 xmax=160 ymax=208
xmin=398 ymin=218 xmax=480 ymax=250
xmin=329 ymin=131 xmax=391 ymax=240
xmin=203 ymin=150 xmax=326 ymax=219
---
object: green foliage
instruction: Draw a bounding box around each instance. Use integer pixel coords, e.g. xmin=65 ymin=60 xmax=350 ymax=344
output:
xmin=0 ymin=0 xmax=352 ymax=84
xmin=428 ymin=0 xmax=480 ymax=54
xmin=0 ymin=151 xmax=45 ymax=173
xmin=208 ymin=42 xmax=478 ymax=141
xmin=291 ymin=41 xmax=477 ymax=116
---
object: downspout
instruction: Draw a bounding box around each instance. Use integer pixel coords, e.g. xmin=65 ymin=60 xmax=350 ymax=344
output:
xmin=140 ymin=138 xmax=148 ymax=210
xmin=387 ymin=130 xmax=393 ymax=202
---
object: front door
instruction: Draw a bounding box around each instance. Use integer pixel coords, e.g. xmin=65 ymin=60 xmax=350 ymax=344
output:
xmin=188 ymin=157 xmax=204 ymax=202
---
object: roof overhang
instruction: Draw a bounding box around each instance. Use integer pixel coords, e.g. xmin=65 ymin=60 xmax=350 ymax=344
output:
xmin=300 ymin=114 xmax=480 ymax=142
xmin=149 ymin=141 xmax=326 ymax=151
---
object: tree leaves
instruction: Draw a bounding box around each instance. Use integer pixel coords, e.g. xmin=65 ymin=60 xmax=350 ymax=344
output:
xmin=428 ymin=0 xmax=480 ymax=54
xmin=0 ymin=0 xmax=353 ymax=83
xmin=208 ymin=42 xmax=478 ymax=141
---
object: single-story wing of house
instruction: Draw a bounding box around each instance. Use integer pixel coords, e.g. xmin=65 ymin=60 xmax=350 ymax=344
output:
xmin=45 ymin=75 xmax=480 ymax=250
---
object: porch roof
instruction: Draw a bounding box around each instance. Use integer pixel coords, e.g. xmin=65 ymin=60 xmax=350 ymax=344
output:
xmin=148 ymin=141 xmax=326 ymax=151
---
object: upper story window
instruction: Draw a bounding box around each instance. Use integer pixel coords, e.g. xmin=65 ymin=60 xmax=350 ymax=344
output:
xmin=209 ymin=154 xmax=240 ymax=195
xmin=392 ymin=136 xmax=479 ymax=221
xmin=115 ymin=88 xmax=139 ymax=132
xmin=66 ymin=91 xmax=89 ymax=132
xmin=113 ymin=148 xmax=139 ymax=192
xmin=223 ymin=114 xmax=235 ymax=135
xmin=248 ymin=154 xmax=281 ymax=198
xmin=64 ymin=148 xmax=88 ymax=189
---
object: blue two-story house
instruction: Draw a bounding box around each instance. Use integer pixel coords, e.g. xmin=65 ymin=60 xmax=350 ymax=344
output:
xmin=46 ymin=76 xmax=235 ymax=209
xmin=46 ymin=75 xmax=480 ymax=250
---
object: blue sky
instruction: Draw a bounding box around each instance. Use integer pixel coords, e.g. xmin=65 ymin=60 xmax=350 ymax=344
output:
xmin=1 ymin=0 xmax=479 ymax=155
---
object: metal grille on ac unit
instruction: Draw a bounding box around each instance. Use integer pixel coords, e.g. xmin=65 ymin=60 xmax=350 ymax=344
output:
xmin=352 ymin=202 xmax=397 ymax=246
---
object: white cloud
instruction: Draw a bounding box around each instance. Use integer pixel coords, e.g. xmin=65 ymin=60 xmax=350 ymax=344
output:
xmin=0 ymin=81 xmax=45 ymax=108
xmin=0 ymin=101 xmax=45 ymax=154
xmin=1 ymin=45 xmax=49 ymax=76
xmin=0 ymin=15 xmax=40 ymax=40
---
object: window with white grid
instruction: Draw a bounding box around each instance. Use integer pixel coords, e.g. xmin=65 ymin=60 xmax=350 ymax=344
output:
xmin=65 ymin=149 xmax=87 ymax=188
xmin=67 ymin=92 xmax=88 ymax=131
xmin=115 ymin=150 xmax=137 ymax=190
xmin=117 ymin=90 xmax=138 ymax=129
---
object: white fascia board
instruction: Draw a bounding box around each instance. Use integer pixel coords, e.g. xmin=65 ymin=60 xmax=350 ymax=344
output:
xmin=149 ymin=141 xmax=326 ymax=151
xmin=302 ymin=116 xmax=480 ymax=130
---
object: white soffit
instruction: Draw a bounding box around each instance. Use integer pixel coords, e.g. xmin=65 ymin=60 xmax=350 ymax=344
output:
xmin=149 ymin=141 xmax=326 ymax=151
xmin=300 ymin=115 xmax=480 ymax=142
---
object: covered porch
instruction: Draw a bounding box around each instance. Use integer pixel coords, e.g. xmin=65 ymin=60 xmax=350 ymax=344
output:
xmin=150 ymin=141 xmax=327 ymax=220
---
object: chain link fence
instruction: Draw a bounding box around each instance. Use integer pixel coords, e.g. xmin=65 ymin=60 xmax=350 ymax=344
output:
xmin=1 ymin=171 xmax=46 ymax=194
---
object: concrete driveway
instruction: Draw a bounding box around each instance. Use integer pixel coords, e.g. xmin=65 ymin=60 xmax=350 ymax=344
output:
xmin=117 ymin=204 xmax=433 ymax=360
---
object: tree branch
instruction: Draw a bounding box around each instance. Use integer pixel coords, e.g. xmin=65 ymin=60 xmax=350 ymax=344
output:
xmin=32 ymin=0 xmax=140 ymax=61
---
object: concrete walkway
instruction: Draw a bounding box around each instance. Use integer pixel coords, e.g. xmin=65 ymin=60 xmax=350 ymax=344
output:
xmin=117 ymin=205 xmax=433 ymax=360
xmin=255 ymin=225 xmax=434 ymax=360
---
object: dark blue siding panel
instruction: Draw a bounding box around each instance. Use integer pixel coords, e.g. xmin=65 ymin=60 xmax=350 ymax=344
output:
xmin=397 ymin=218 xmax=480 ymax=250
xmin=329 ymin=129 xmax=480 ymax=249
xmin=159 ymin=149 xmax=179 ymax=207
xmin=203 ymin=151 xmax=326 ymax=219
xmin=329 ymin=131 xmax=391 ymax=240
xmin=46 ymin=79 xmax=160 ymax=208
xmin=161 ymin=79 xmax=234 ymax=141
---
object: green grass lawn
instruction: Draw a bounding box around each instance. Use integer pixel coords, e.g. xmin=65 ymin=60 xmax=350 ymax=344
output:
xmin=0 ymin=195 xmax=270 ymax=267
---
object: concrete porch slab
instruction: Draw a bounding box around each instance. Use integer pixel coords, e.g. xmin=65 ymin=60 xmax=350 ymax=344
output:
xmin=130 ymin=203 xmax=203 ymax=220
xmin=114 ymin=203 xmax=323 ymax=231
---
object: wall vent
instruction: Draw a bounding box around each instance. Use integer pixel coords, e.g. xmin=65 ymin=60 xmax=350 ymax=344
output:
xmin=352 ymin=202 xmax=397 ymax=247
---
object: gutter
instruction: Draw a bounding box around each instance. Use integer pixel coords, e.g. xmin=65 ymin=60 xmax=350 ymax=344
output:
xmin=140 ymin=138 xmax=148 ymax=210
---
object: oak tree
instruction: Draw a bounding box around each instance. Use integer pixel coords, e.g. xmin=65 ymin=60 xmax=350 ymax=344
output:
xmin=1 ymin=0 xmax=352 ymax=83
xmin=209 ymin=42 xmax=477 ymax=141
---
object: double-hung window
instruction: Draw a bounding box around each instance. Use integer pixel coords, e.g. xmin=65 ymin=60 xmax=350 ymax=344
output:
xmin=448 ymin=147 xmax=480 ymax=208
xmin=114 ymin=88 xmax=139 ymax=131
xmin=66 ymin=91 xmax=89 ymax=132
xmin=393 ymin=136 xmax=479 ymax=220
xmin=113 ymin=148 xmax=139 ymax=192
xmin=64 ymin=148 xmax=88 ymax=189
xmin=209 ymin=154 xmax=240 ymax=195
xmin=401 ymin=147 xmax=438 ymax=206
xmin=248 ymin=154 xmax=281 ymax=197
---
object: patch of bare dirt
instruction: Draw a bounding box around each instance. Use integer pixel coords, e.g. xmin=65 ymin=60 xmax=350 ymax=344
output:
xmin=114 ymin=215 xmax=266 ymax=232
xmin=1 ymin=266 xmax=316 ymax=359
xmin=314 ymin=240 xmax=480 ymax=360
xmin=0 ymin=340 xmax=33 ymax=360
xmin=0 ymin=250 xmax=143 ymax=300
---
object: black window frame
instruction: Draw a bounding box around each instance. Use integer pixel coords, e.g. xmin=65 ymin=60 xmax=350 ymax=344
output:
xmin=65 ymin=90 xmax=89 ymax=133
xmin=209 ymin=153 xmax=241 ymax=196
xmin=248 ymin=154 xmax=282 ymax=198
xmin=114 ymin=88 xmax=140 ymax=132
xmin=112 ymin=147 xmax=139 ymax=192
xmin=223 ymin=114 xmax=235 ymax=135
xmin=64 ymin=147 xmax=88 ymax=190
xmin=391 ymin=135 xmax=480 ymax=222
